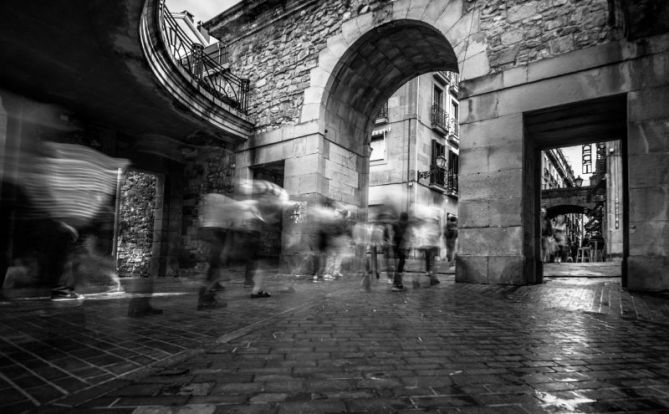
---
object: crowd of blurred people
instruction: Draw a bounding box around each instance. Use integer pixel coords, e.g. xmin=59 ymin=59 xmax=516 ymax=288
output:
xmin=280 ymin=196 xmax=458 ymax=292
xmin=540 ymin=208 xmax=605 ymax=263
xmin=2 ymin=133 xmax=459 ymax=312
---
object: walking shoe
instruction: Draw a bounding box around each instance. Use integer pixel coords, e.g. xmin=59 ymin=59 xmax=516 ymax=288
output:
xmin=250 ymin=290 xmax=271 ymax=298
xmin=129 ymin=305 xmax=164 ymax=317
xmin=430 ymin=277 xmax=441 ymax=286
xmin=197 ymin=287 xmax=220 ymax=310
xmin=391 ymin=284 xmax=405 ymax=292
xmin=51 ymin=287 xmax=83 ymax=301
xmin=211 ymin=282 xmax=226 ymax=292
xmin=412 ymin=279 xmax=420 ymax=288
xmin=323 ymin=274 xmax=335 ymax=281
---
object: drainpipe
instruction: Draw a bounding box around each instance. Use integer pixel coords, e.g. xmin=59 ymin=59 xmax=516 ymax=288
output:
xmin=413 ymin=76 xmax=420 ymax=209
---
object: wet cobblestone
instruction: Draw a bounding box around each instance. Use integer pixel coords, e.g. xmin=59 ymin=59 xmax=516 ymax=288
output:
xmin=1 ymin=269 xmax=669 ymax=413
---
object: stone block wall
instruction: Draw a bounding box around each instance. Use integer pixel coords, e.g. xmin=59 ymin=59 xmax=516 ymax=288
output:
xmin=206 ymin=0 xmax=612 ymax=133
xmin=116 ymin=170 xmax=157 ymax=277
xmin=480 ymin=0 xmax=610 ymax=72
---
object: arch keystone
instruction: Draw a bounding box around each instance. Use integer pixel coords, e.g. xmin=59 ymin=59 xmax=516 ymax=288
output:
xmin=433 ymin=0 xmax=465 ymax=34
xmin=406 ymin=0 xmax=432 ymax=20
xmin=391 ymin=0 xmax=412 ymax=20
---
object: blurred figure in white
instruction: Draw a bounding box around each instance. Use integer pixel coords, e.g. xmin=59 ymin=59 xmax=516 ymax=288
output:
xmin=325 ymin=207 xmax=351 ymax=280
xmin=352 ymin=219 xmax=372 ymax=290
xmin=3 ymin=140 xmax=128 ymax=300
xmin=410 ymin=204 xmax=443 ymax=287
xmin=197 ymin=178 xmax=289 ymax=308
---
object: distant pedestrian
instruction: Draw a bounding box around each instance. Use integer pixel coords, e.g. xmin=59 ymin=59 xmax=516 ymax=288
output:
xmin=391 ymin=212 xmax=410 ymax=291
xmin=540 ymin=208 xmax=554 ymax=263
xmin=444 ymin=214 xmax=458 ymax=267
xmin=552 ymin=214 xmax=568 ymax=263
xmin=411 ymin=204 xmax=442 ymax=287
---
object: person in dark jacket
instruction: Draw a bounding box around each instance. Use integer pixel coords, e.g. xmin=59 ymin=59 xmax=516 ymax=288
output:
xmin=391 ymin=212 xmax=409 ymax=291
xmin=444 ymin=214 xmax=458 ymax=267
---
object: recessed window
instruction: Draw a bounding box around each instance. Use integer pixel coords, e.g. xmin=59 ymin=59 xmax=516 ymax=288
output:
xmin=370 ymin=135 xmax=386 ymax=161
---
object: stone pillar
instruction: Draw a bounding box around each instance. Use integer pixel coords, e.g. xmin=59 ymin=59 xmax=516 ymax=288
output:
xmin=626 ymin=85 xmax=669 ymax=290
xmin=456 ymin=112 xmax=532 ymax=284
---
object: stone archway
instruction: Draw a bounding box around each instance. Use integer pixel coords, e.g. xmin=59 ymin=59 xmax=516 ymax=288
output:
xmin=292 ymin=0 xmax=488 ymax=213
xmin=302 ymin=0 xmax=488 ymax=145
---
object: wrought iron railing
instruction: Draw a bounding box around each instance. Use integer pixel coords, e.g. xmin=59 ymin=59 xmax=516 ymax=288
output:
xmin=159 ymin=1 xmax=249 ymax=113
xmin=375 ymin=101 xmax=388 ymax=121
xmin=431 ymin=104 xmax=448 ymax=132
xmin=446 ymin=171 xmax=458 ymax=196
xmin=448 ymin=116 xmax=459 ymax=139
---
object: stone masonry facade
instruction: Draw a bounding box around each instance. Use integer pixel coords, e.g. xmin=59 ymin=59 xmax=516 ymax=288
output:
xmin=205 ymin=0 xmax=611 ymax=133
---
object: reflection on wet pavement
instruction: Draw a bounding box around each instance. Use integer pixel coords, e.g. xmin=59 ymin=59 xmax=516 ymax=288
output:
xmin=1 ymin=273 xmax=668 ymax=412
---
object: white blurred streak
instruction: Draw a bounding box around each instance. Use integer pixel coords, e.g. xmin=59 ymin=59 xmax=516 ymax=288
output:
xmin=8 ymin=142 xmax=129 ymax=226
xmin=200 ymin=193 xmax=262 ymax=230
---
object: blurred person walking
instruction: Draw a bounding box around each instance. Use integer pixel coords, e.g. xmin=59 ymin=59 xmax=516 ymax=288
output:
xmin=444 ymin=214 xmax=458 ymax=268
xmin=540 ymin=207 xmax=554 ymax=263
xmin=391 ymin=212 xmax=410 ymax=291
xmin=411 ymin=205 xmax=442 ymax=287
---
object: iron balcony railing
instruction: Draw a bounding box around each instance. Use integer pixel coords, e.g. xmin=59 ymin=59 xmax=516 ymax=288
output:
xmin=448 ymin=116 xmax=459 ymax=139
xmin=428 ymin=168 xmax=458 ymax=196
xmin=446 ymin=171 xmax=458 ymax=196
xmin=375 ymin=101 xmax=388 ymax=122
xmin=159 ymin=1 xmax=250 ymax=113
xmin=431 ymin=104 xmax=449 ymax=133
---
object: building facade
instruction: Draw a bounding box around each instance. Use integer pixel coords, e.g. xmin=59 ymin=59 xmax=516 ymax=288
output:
xmin=368 ymin=72 xmax=460 ymax=225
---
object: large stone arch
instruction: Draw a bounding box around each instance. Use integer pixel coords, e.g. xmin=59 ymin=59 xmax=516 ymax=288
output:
xmin=290 ymin=0 xmax=487 ymax=211
xmin=301 ymin=0 xmax=488 ymax=145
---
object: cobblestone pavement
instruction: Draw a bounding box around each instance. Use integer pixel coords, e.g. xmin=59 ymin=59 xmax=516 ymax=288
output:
xmin=1 ymin=266 xmax=669 ymax=413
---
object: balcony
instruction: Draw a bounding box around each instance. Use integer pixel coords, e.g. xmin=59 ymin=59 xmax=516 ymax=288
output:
xmin=446 ymin=172 xmax=458 ymax=197
xmin=139 ymin=0 xmax=253 ymax=139
xmin=159 ymin=2 xmax=249 ymax=112
xmin=375 ymin=101 xmax=389 ymax=124
xmin=431 ymin=104 xmax=448 ymax=135
xmin=448 ymin=117 xmax=459 ymax=143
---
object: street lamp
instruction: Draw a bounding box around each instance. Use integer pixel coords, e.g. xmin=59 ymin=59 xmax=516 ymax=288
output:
xmin=417 ymin=155 xmax=447 ymax=181
xmin=574 ymin=176 xmax=584 ymax=187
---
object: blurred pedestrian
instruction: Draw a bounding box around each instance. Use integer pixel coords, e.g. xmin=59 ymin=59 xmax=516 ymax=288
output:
xmin=391 ymin=212 xmax=410 ymax=291
xmin=540 ymin=207 xmax=554 ymax=263
xmin=444 ymin=214 xmax=458 ymax=267
xmin=411 ymin=204 xmax=442 ymax=287
xmin=352 ymin=219 xmax=372 ymax=290
xmin=325 ymin=208 xmax=350 ymax=280
xmin=553 ymin=214 xmax=568 ymax=263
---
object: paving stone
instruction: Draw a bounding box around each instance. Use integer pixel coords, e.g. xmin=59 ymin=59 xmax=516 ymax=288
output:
xmin=248 ymin=393 xmax=288 ymax=404
xmin=1 ymin=276 xmax=668 ymax=412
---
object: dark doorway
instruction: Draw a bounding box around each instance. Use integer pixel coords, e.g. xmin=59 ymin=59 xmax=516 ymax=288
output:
xmin=525 ymin=95 xmax=628 ymax=286
xmin=251 ymin=161 xmax=285 ymax=261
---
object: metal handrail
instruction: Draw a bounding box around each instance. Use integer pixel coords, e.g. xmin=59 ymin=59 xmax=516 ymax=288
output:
xmin=447 ymin=171 xmax=458 ymax=195
xmin=159 ymin=1 xmax=249 ymax=113
xmin=431 ymin=104 xmax=448 ymax=132
xmin=376 ymin=101 xmax=388 ymax=120
xmin=448 ymin=116 xmax=459 ymax=138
